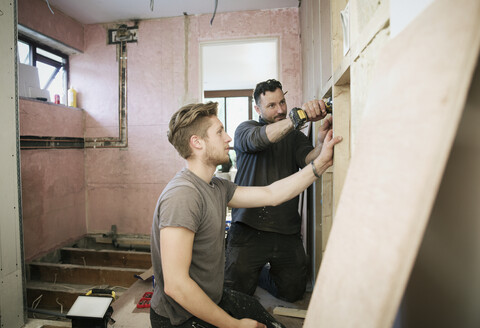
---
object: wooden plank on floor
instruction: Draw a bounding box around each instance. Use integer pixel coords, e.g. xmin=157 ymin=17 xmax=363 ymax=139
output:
xmin=304 ymin=0 xmax=480 ymax=327
xmin=110 ymin=280 xmax=152 ymax=328
xmin=60 ymin=248 xmax=151 ymax=269
xmin=28 ymin=263 xmax=143 ymax=288
xmin=273 ymin=307 xmax=307 ymax=319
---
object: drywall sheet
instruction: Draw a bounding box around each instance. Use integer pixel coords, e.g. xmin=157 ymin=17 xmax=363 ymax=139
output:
xmin=304 ymin=0 xmax=480 ymax=327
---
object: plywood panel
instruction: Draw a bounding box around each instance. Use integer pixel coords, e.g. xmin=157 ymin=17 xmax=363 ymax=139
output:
xmin=400 ymin=59 xmax=480 ymax=328
xmin=304 ymin=0 xmax=480 ymax=327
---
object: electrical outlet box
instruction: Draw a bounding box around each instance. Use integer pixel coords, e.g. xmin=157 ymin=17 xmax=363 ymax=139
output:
xmin=108 ymin=26 xmax=138 ymax=44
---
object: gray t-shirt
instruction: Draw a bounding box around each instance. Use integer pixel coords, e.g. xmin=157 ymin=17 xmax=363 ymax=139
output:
xmin=150 ymin=168 xmax=237 ymax=325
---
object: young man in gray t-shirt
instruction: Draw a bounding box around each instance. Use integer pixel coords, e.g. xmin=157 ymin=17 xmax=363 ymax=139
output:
xmin=150 ymin=102 xmax=342 ymax=328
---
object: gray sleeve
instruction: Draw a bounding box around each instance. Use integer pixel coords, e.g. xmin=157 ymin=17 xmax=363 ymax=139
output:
xmin=234 ymin=120 xmax=271 ymax=153
xmin=212 ymin=177 xmax=238 ymax=203
xmin=158 ymin=185 xmax=203 ymax=233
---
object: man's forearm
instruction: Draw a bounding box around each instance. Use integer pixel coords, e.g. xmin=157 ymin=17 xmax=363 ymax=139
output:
xmin=265 ymin=118 xmax=294 ymax=143
xmin=230 ymin=159 xmax=326 ymax=209
xmin=166 ymin=277 xmax=238 ymax=328
xmin=229 ymin=130 xmax=341 ymax=210
xmin=265 ymin=159 xmax=329 ymax=205
xmin=305 ymin=144 xmax=322 ymax=165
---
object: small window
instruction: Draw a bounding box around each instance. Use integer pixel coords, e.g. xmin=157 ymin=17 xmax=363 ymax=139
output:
xmin=18 ymin=37 xmax=68 ymax=104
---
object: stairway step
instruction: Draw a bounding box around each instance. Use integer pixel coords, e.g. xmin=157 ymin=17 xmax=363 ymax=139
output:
xmin=27 ymin=281 xmax=126 ymax=312
xmin=28 ymin=263 xmax=144 ymax=288
xmin=60 ymin=247 xmax=151 ymax=269
xmin=27 ymin=281 xmax=104 ymax=311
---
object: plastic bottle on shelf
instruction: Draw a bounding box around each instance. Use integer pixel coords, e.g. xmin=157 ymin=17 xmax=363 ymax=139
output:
xmin=68 ymin=86 xmax=77 ymax=107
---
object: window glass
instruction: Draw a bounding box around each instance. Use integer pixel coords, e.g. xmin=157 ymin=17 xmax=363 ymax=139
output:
xmin=252 ymin=97 xmax=259 ymax=121
xmin=225 ymin=97 xmax=249 ymax=147
xmin=47 ymin=67 xmax=67 ymax=101
xmin=18 ymin=41 xmax=31 ymax=64
xmin=207 ymin=97 xmax=225 ymax=127
xmin=36 ymin=61 xmax=56 ymax=89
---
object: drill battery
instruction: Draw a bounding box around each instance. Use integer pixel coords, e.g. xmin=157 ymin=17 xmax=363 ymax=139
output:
xmin=289 ymin=97 xmax=332 ymax=130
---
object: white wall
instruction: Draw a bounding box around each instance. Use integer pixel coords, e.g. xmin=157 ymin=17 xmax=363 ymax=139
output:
xmin=201 ymin=38 xmax=278 ymax=91
xmin=390 ymin=0 xmax=435 ymax=38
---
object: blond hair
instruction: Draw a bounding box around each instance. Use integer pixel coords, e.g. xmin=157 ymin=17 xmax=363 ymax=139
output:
xmin=167 ymin=102 xmax=218 ymax=159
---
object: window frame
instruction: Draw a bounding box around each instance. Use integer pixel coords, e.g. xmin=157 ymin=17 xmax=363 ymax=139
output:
xmin=204 ymin=89 xmax=255 ymax=147
xmin=204 ymin=88 xmax=255 ymax=118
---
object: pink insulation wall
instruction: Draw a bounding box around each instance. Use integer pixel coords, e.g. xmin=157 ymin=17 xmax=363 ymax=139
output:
xmin=18 ymin=0 xmax=86 ymax=261
xmin=71 ymin=8 xmax=302 ymax=235
xmin=20 ymin=100 xmax=86 ymax=262
xmin=18 ymin=0 xmax=84 ymax=52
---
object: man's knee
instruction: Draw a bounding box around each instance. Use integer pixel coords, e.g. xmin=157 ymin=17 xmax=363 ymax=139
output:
xmin=277 ymin=280 xmax=306 ymax=303
xmin=225 ymin=257 xmax=259 ymax=295
xmin=273 ymin=262 xmax=307 ymax=302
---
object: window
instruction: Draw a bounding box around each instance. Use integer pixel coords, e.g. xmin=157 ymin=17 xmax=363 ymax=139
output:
xmin=204 ymin=89 xmax=258 ymax=145
xmin=204 ymin=89 xmax=258 ymax=168
xmin=18 ymin=37 xmax=68 ymax=103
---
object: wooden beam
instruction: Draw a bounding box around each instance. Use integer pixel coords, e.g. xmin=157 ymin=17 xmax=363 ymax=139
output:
xmin=94 ymin=236 xmax=150 ymax=247
xmin=60 ymin=248 xmax=151 ymax=269
xmin=27 ymin=282 xmax=90 ymax=311
xmin=28 ymin=263 xmax=143 ymax=288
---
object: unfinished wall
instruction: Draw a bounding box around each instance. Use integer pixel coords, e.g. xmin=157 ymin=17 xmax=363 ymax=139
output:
xmin=300 ymin=0 xmax=390 ymax=275
xmin=17 ymin=0 xmax=84 ymax=52
xmin=70 ymin=8 xmax=302 ymax=234
xmin=19 ymin=100 xmax=86 ymax=262
xmin=17 ymin=0 xmax=86 ymax=261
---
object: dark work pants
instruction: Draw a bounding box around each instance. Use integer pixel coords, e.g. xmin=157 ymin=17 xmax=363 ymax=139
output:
xmin=149 ymin=288 xmax=285 ymax=328
xmin=224 ymin=222 xmax=307 ymax=303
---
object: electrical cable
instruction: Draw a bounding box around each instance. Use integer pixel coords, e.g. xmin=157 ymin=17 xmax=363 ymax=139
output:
xmin=28 ymin=307 xmax=67 ymax=318
xmin=210 ymin=0 xmax=218 ymax=25
xmin=45 ymin=0 xmax=54 ymax=14
xmin=31 ymin=294 xmax=43 ymax=319
xmin=55 ymin=297 xmax=64 ymax=314
xmin=32 ymin=294 xmax=43 ymax=310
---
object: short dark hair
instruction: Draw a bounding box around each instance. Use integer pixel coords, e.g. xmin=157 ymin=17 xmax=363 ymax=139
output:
xmin=167 ymin=102 xmax=218 ymax=159
xmin=253 ymin=79 xmax=283 ymax=105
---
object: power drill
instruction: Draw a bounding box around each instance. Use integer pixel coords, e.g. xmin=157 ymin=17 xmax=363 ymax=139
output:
xmin=289 ymin=97 xmax=333 ymax=130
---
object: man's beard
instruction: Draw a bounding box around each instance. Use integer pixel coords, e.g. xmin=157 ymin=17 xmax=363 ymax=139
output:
xmin=205 ymin=143 xmax=229 ymax=166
